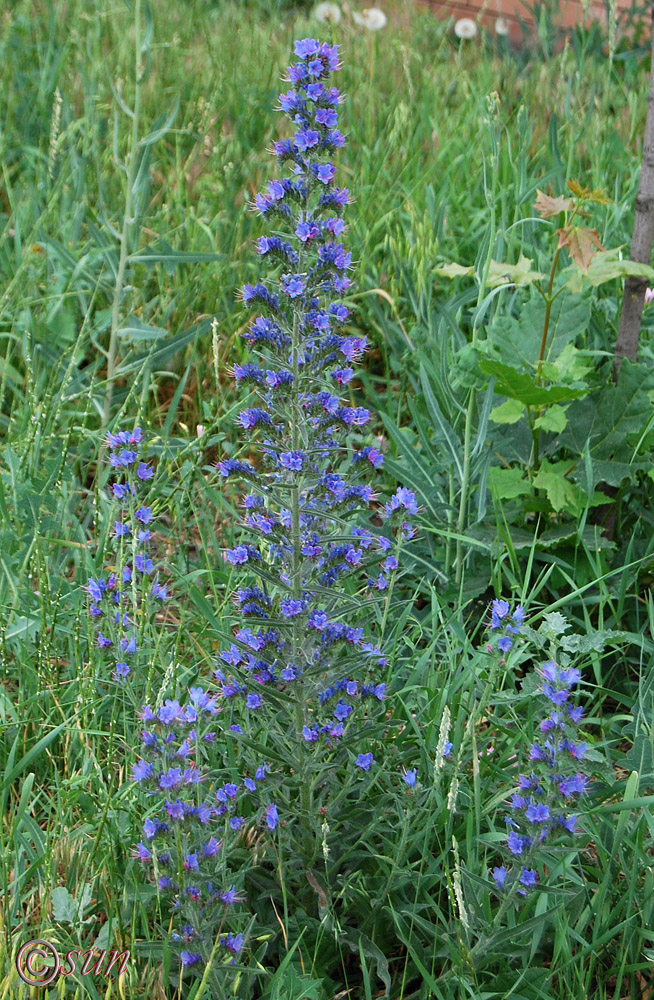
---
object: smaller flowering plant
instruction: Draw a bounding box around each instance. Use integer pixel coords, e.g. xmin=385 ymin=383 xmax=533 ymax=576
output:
xmin=487 ymin=599 xmax=524 ymax=656
xmin=491 ymin=655 xmax=589 ymax=897
xmin=132 ymin=686 xmax=276 ymax=970
xmin=86 ymin=429 xmax=168 ymax=683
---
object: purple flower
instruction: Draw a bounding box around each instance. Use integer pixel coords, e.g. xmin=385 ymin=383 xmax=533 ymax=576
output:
xmin=492 ymin=865 xmax=508 ymax=888
xmin=355 ymin=753 xmax=374 ymax=771
xmin=265 ymin=803 xmax=278 ymax=830
xmin=402 ymin=769 xmax=417 ymax=788
xmin=180 ymin=952 xmax=202 ymax=967
xmin=132 ymin=760 xmax=154 ymax=782
xmin=223 ymin=932 xmax=244 ymax=954
xmin=519 ymin=868 xmax=538 ymax=888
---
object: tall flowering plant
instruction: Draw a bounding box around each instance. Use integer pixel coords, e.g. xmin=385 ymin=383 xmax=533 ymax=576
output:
xmin=216 ymin=38 xmax=416 ymax=863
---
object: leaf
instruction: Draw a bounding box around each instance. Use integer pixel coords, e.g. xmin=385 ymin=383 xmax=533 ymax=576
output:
xmin=130 ymin=238 xmax=224 ymax=277
xmin=562 ymin=360 xmax=654 ymax=489
xmin=540 ymin=343 xmax=593 ymax=383
xmin=557 ymin=225 xmax=604 ymax=272
xmin=568 ymin=247 xmax=654 ymax=290
xmin=567 ymin=179 xmax=611 ymax=204
xmin=487 ymin=466 xmax=532 ymax=499
xmin=489 ymin=398 xmax=525 ymax=424
xmin=540 ymin=612 xmax=570 ymax=637
xmin=117 ymin=316 xmax=167 ymax=341
xmin=479 ymin=359 xmax=587 ymax=406
xmin=532 ymin=467 xmax=578 ymax=512
xmin=436 ymin=256 xmax=545 ymax=287
xmin=138 ymin=99 xmax=180 ymax=147
xmin=534 ymin=189 xmax=574 ymax=218
xmin=51 ymin=884 xmax=93 ymax=925
xmin=436 ymin=261 xmax=474 ymax=279
xmin=487 ymin=291 xmax=591 ymax=370
xmin=51 ymin=887 xmax=77 ymax=924
xmin=533 ymin=460 xmax=609 ymax=514
xmin=534 ymin=404 xmax=568 ymax=433
xmin=486 ymin=255 xmax=546 ymax=287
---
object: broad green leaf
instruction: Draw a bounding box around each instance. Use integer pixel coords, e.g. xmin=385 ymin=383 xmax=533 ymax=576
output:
xmin=540 ymin=612 xmax=570 ymax=637
xmin=562 ymin=359 xmax=654 ymax=488
xmin=534 ymin=404 xmax=568 ymax=433
xmin=533 ymin=468 xmax=578 ymax=512
xmin=540 ymin=343 xmax=593 ymax=383
xmin=487 ymin=466 xmax=532 ymax=499
xmin=564 ymin=247 xmax=654 ymax=292
xmin=479 ymin=359 xmax=587 ymax=405
xmin=489 ymin=398 xmax=525 ymax=424
xmin=534 ymin=460 xmax=610 ymax=514
xmin=488 ymin=291 xmax=591 ymax=369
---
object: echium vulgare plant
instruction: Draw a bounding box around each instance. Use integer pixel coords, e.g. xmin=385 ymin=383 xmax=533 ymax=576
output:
xmin=86 ymin=429 xmax=168 ymax=688
xmin=491 ymin=651 xmax=588 ymax=900
xmin=131 ymin=687 xmax=277 ymax=972
xmin=216 ymin=38 xmax=416 ymax=867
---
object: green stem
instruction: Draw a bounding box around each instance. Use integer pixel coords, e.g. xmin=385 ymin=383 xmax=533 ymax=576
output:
xmin=531 ymin=243 xmax=563 ymax=472
xmin=455 ymin=193 xmax=497 ymax=586
xmin=103 ymin=0 xmax=143 ymax=428
xmin=535 ymin=244 xmax=562 ymax=384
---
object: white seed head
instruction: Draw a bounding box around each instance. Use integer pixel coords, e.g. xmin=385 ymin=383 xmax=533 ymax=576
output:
xmin=352 ymin=7 xmax=387 ymax=30
xmin=314 ymin=2 xmax=342 ymax=24
xmin=495 ymin=16 xmax=510 ymax=35
xmin=454 ymin=17 xmax=477 ymax=39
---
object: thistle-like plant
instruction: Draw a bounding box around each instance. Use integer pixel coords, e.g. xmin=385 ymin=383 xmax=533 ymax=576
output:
xmin=216 ymin=38 xmax=415 ymax=872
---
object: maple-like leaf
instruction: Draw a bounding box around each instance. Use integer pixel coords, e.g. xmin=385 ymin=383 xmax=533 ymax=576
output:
xmin=534 ymin=189 xmax=574 ymax=218
xmin=566 ymin=179 xmax=611 ymax=205
xmin=557 ymin=225 xmax=604 ymax=272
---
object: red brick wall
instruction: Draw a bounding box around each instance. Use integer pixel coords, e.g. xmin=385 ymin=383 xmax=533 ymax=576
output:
xmin=422 ymin=0 xmax=643 ymax=41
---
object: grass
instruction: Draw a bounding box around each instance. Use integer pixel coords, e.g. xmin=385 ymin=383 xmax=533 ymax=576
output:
xmin=1 ymin=0 xmax=654 ymax=997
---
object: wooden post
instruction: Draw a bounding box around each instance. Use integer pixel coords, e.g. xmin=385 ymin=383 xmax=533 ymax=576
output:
xmin=614 ymin=0 xmax=654 ymax=377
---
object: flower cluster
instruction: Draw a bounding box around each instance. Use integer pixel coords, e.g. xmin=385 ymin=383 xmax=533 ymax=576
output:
xmin=487 ymin=598 xmax=523 ymax=655
xmin=215 ymin=39 xmax=416 ymax=776
xmin=87 ymin=429 xmax=167 ymax=682
xmin=492 ymin=659 xmax=588 ymax=894
xmin=132 ymin=687 xmax=276 ymax=967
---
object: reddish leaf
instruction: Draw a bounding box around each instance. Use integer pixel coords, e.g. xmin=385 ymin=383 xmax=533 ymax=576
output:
xmin=534 ymin=189 xmax=574 ymax=218
xmin=557 ymin=225 xmax=605 ymax=272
